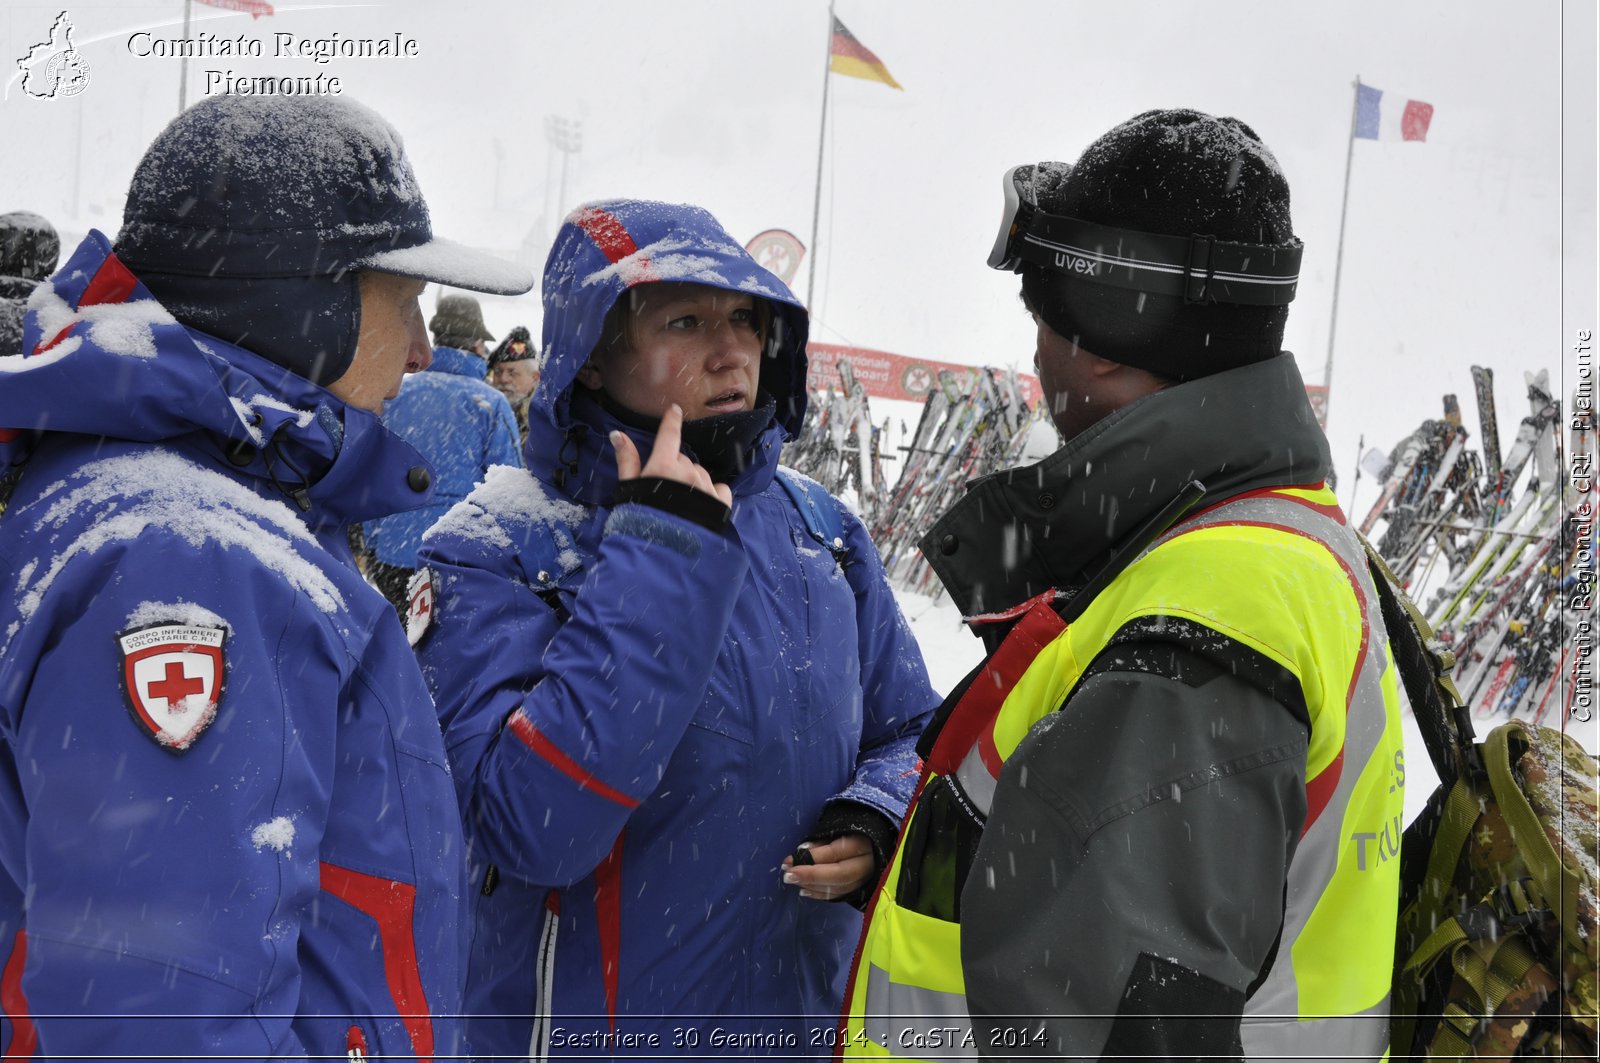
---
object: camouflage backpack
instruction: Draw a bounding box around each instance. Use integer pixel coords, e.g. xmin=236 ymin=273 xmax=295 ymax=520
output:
xmin=1363 ymin=541 xmax=1598 ymax=1060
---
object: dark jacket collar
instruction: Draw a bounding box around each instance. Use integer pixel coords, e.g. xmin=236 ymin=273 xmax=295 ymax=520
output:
xmin=923 ymin=353 xmax=1333 ymax=616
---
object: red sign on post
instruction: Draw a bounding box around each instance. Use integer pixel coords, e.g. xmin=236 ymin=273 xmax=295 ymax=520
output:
xmin=1305 ymin=385 xmax=1330 ymax=428
xmin=806 ymin=342 xmax=1041 ymax=406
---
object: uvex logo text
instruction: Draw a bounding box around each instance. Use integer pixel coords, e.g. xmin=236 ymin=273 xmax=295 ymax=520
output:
xmin=1052 ymin=252 xmax=1099 ymax=275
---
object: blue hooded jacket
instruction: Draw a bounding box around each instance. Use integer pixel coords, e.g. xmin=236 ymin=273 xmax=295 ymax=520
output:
xmin=0 ymin=233 xmax=468 ymax=1060
xmin=362 ymin=344 xmax=522 ymax=570
xmin=413 ymin=200 xmax=938 ymax=1056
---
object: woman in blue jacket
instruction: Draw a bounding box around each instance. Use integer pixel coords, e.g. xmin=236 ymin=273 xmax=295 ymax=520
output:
xmin=413 ymin=199 xmax=938 ymax=1057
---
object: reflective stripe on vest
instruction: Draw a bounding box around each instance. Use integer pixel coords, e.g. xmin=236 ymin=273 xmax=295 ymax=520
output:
xmin=1241 ymin=992 xmax=1392 ymax=1063
xmin=1156 ymin=491 xmax=1400 ymax=1058
xmin=862 ymin=964 xmax=976 ymax=1059
xmin=841 ymin=485 xmax=1402 ymax=1063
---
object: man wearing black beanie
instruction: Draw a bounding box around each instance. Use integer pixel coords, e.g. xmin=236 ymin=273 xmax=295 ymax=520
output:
xmin=843 ymin=111 xmax=1403 ymax=1061
xmin=0 ymin=95 xmax=533 ymax=1059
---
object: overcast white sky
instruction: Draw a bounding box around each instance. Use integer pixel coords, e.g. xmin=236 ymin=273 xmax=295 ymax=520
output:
xmin=3 ymin=1 xmax=1595 ymax=509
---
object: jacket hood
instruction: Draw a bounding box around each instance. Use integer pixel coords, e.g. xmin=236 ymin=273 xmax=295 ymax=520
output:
xmin=924 ymin=353 xmax=1334 ymax=615
xmin=534 ymin=200 xmax=810 ymax=438
xmin=0 ymin=231 xmax=431 ymax=526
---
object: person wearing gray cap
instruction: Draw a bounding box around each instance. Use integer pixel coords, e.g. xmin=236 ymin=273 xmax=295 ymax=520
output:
xmin=0 ymin=94 xmax=532 ymax=1060
xmin=429 ymin=293 xmax=496 ymax=356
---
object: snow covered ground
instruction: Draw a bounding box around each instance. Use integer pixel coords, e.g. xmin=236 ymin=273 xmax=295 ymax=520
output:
xmin=893 ymin=586 xmax=1440 ymax=827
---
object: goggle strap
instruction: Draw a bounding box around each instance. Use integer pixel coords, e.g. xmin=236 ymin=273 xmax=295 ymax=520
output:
xmin=1014 ymin=213 xmax=1302 ymax=306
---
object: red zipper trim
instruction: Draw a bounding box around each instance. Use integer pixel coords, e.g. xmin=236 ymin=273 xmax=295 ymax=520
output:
xmin=594 ymin=833 xmax=626 ymax=1037
xmin=1 ymin=929 xmax=37 ymax=1060
xmin=321 ymin=862 xmax=435 ymax=1063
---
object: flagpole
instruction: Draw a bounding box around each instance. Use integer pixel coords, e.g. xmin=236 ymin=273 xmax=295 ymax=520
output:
xmin=178 ymin=0 xmax=192 ymax=113
xmin=805 ymin=0 xmax=835 ymax=310
xmin=1324 ymin=74 xmax=1362 ymax=411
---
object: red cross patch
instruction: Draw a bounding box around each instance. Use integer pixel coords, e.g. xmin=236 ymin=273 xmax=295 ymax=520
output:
xmin=405 ymin=567 xmax=435 ymax=647
xmin=117 ymin=623 xmax=227 ymax=753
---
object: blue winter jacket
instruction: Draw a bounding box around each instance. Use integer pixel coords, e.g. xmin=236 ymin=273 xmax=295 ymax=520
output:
xmin=0 ymin=233 xmax=468 ymax=1060
xmin=413 ymin=200 xmax=938 ymax=1057
xmin=363 ymin=345 xmax=521 ymax=569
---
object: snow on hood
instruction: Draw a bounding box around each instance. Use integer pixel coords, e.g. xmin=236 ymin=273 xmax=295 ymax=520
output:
xmin=534 ymin=200 xmax=810 ymax=437
xmin=0 ymin=231 xmax=429 ymax=526
xmin=3 ymin=232 xmax=312 ymax=452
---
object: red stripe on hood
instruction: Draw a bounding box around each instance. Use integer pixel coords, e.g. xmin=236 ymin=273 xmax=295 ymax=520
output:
xmin=572 ymin=207 xmax=641 ymax=265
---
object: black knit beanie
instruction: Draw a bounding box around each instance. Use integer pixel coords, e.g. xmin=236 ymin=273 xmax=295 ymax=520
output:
xmin=1022 ymin=109 xmax=1296 ymax=380
xmin=0 ymin=212 xmax=60 ymax=281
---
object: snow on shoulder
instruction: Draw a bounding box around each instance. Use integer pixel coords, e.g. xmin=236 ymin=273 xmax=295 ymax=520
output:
xmin=13 ymin=450 xmax=343 ymax=621
xmin=125 ymin=600 xmax=233 ymax=633
xmin=425 ymin=465 xmax=586 ymax=576
xmin=0 ymin=280 xmax=177 ymax=369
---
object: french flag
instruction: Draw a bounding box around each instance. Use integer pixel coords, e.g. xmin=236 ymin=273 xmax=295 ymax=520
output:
xmin=1355 ymin=83 xmax=1433 ymax=141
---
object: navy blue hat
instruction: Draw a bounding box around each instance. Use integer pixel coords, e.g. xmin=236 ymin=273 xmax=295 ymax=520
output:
xmin=114 ymin=95 xmax=534 ymax=385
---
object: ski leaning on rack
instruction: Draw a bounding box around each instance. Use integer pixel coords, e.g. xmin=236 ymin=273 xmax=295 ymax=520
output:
xmin=781 ymin=356 xmax=889 ymax=526
xmin=1359 ymin=366 xmax=1589 ymax=724
xmin=866 ymin=366 xmax=1040 ymax=594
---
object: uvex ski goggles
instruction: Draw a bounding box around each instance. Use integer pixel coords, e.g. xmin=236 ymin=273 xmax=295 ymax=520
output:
xmin=986 ymin=163 xmax=1303 ymax=306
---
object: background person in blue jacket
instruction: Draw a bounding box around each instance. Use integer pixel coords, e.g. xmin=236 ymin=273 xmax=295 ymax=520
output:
xmin=362 ymin=293 xmax=521 ymax=617
xmin=0 ymin=95 xmax=534 ymax=1060
xmin=412 ymin=198 xmax=939 ymax=1057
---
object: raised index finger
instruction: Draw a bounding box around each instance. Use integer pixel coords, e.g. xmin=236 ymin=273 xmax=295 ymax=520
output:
xmin=641 ymin=403 xmax=685 ymax=478
xmin=656 ymin=403 xmax=684 ymax=455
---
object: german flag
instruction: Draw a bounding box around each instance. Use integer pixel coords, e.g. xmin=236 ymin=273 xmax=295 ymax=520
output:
xmin=829 ymin=17 xmax=902 ymax=90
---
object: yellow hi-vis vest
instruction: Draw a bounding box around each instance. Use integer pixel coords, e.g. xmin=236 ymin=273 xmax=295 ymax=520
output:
xmin=840 ymin=486 xmax=1404 ymax=1062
